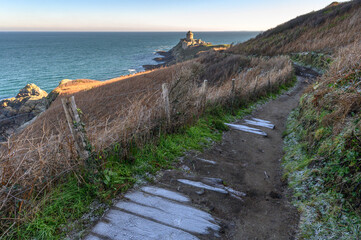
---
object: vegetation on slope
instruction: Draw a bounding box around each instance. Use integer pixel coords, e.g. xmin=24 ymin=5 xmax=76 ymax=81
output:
xmin=1 ymin=1 xmax=360 ymax=238
xmin=3 ymin=62 xmax=296 ymax=239
xmin=229 ymin=0 xmax=361 ymax=55
xmin=283 ymin=43 xmax=361 ymax=239
xmin=0 ymin=51 xmax=294 ymax=237
xmin=170 ymin=41 xmax=230 ymax=63
xmin=290 ymin=52 xmax=332 ymax=73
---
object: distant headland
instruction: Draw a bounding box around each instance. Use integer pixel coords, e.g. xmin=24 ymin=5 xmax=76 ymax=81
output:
xmin=143 ymin=31 xmax=229 ymax=70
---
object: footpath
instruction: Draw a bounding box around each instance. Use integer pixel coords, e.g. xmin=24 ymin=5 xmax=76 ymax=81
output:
xmin=84 ymin=75 xmax=312 ymax=240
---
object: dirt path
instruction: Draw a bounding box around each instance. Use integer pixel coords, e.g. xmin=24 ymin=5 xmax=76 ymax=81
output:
xmin=84 ymin=76 xmax=312 ymax=240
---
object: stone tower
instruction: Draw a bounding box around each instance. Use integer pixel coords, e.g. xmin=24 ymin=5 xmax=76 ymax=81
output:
xmin=186 ymin=31 xmax=194 ymax=41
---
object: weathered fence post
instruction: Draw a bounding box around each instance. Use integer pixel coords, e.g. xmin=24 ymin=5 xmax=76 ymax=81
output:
xmin=231 ymin=78 xmax=236 ymax=107
xmin=239 ymin=72 xmax=246 ymax=95
xmin=253 ymin=76 xmax=259 ymax=94
xmin=62 ymin=96 xmax=89 ymax=161
xmin=162 ymin=83 xmax=170 ymax=125
xmin=200 ymin=80 xmax=208 ymax=113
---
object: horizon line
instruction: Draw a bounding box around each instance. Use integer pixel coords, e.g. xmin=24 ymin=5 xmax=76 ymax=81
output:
xmin=0 ymin=30 xmax=263 ymax=33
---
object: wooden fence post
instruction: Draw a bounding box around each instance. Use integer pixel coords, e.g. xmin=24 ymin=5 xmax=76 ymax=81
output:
xmin=253 ymin=76 xmax=259 ymax=94
xmin=200 ymin=80 xmax=208 ymax=113
xmin=62 ymin=96 xmax=89 ymax=161
xmin=239 ymin=72 xmax=246 ymax=95
xmin=162 ymin=83 xmax=170 ymax=125
xmin=231 ymin=78 xmax=236 ymax=106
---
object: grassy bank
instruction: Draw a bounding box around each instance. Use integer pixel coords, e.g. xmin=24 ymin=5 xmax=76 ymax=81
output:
xmin=282 ymin=43 xmax=361 ymax=239
xmin=8 ymin=76 xmax=296 ymax=239
xmin=283 ymin=109 xmax=361 ymax=239
xmin=290 ymin=52 xmax=332 ymax=73
xmin=228 ymin=1 xmax=360 ymax=55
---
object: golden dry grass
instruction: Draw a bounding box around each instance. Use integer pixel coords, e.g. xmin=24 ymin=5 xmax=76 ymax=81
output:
xmin=305 ymin=42 xmax=361 ymax=133
xmin=0 ymin=54 xmax=294 ymax=228
xmin=229 ymin=1 xmax=361 ymax=55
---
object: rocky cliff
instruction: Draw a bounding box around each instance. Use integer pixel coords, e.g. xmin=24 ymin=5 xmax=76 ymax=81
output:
xmin=0 ymin=84 xmax=49 ymax=141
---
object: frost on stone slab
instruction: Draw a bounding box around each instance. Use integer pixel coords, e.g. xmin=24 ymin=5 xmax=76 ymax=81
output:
xmin=244 ymin=119 xmax=275 ymax=129
xmin=141 ymin=186 xmax=190 ymax=203
xmin=225 ymin=123 xmax=267 ymax=136
xmin=196 ymin=157 xmax=217 ymax=165
xmin=251 ymin=118 xmax=272 ymax=124
xmin=89 ymin=209 xmax=199 ymax=240
xmin=121 ymin=191 xmax=220 ymax=234
xmin=177 ymin=179 xmax=228 ymax=194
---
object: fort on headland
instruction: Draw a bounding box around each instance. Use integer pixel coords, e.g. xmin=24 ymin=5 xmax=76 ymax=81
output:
xmin=180 ymin=31 xmax=210 ymax=50
xmin=143 ymin=31 xmax=229 ymax=70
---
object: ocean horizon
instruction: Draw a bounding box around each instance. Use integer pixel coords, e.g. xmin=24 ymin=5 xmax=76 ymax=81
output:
xmin=0 ymin=31 xmax=259 ymax=99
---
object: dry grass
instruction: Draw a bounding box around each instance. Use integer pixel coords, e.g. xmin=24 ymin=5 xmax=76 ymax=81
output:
xmin=229 ymin=1 xmax=361 ymax=55
xmin=207 ymin=56 xmax=293 ymax=105
xmin=287 ymin=42 xmax=361 ymax=223
xmin=0 ymin=51 xmax=293 ymax=232
xmin=305 ymin=42 xmax=361 ymax=133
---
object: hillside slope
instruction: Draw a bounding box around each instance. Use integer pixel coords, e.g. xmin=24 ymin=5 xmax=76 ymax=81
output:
xmin=283 ymin=42 xmax=360 ymax=239
xmin=230 ymin=0 xmax=361 ymax=55
xmin=0 ymin=49 xmax=294 ymax=237
xmin=1 ymin=1 xmax=360 ymax=238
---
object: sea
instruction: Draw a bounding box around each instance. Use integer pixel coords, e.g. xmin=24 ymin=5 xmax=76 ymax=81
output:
xmin=0 ymin=31 xmax=259 ymax=99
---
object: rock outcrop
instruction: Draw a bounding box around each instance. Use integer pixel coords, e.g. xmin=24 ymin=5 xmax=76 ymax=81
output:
xmin=0 ymin=84 xmax=49 ymax=141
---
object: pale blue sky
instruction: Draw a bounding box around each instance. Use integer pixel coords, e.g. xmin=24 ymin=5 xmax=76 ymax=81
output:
xmin=0 ymin=0 xmax=340 ymax=31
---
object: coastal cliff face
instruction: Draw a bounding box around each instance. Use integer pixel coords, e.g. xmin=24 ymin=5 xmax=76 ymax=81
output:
xmin=0 ymin=84 xmax=48 ymax=141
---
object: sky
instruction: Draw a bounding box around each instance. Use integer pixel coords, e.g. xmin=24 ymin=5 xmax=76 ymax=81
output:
xmin=0 ymin=0 xmax=340 ymax=31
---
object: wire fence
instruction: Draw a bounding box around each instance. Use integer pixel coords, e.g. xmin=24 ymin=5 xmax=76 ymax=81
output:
xmin=0 ymin=56 xmax=295 ymax=234
xmin=0 ymin=83 xmax=171 ymax=220
xmin=0 ymin=87 xmax=161 ymax=124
